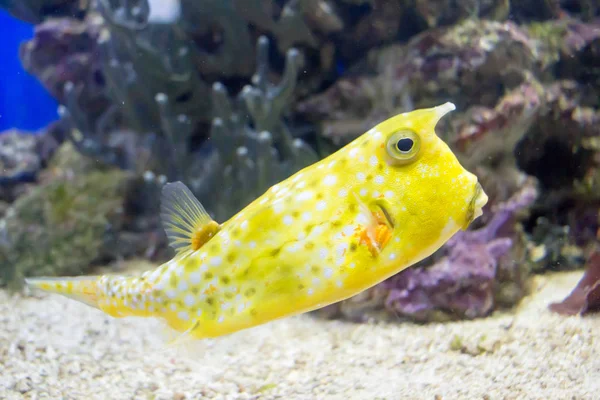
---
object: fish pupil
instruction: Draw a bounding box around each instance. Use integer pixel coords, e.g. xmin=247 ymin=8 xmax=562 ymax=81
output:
xmin=396 ymin=138 xmax=414 ymax=153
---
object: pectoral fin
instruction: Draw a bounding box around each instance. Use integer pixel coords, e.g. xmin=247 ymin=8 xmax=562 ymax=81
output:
xmin=352 ymin=192 xmax=394 ymax=257
xmin=160 ymin=181 xmax=221 ymax=255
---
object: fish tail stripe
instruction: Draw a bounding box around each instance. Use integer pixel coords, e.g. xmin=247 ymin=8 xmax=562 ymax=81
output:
xmin=25 ymin=276 xmax=102 ymax=310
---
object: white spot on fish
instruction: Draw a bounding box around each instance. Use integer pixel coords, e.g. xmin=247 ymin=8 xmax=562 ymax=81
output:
xmin=241 ymin=220 xmax=249 ymax=230
xmin=349 ymin=148 xmax=359 ymax=158
xmin=356 ymin=172 xmax=366 ymax=182
xmin=324 ymin=174 xmax=337 ymax=186
xmin=307 ymin=288 xmax=314 ymax=295
xmin=283 ymin=215 xmax=293 ymax=226
xmin=170 ymin=303 xmax=177 ymax=311
xmin=210 ymin=257 xmax=222 ymax=266
xmin=336 ymin=243 xmax=348 ymax=258
xmin=166 ymin=290 xmax=177 ymax=299
xmin=178 ymin=311 xmax=189 ymax=321
xmin=218 ymin=316 xmax=225 ymax=323
xmin=389 ymin=253 xmax=397 ymax=261
xmin=249 ymin=241 xmax=257 ymax=249
xmin=343 ymin=224 xmax=354 ymax=236
xmin=384 ymin=191 xmax=394 ymax=199
xmin=324 ymin=268 xmax=333 ymax=278
xmin=369 ymin=155 xmax=378 ymax=166
xmin=292 ymin=173 xmax=304 ymax=182
xmin=184 ymin=294 xmax=195 ymax=307
xmin=297 ymin=191 xmax=313 ymax=201
xmin=441 ymin=218 xmax=458 ymax=236
xmin=276 ymin=187 xmax=290 ymax=198
xmin=178 ymin=281 xmax=188 ymax=292
xmin=221 ymin=302 xmax=231 ymax=310
xmin=273 ymin=202 xmax=284 ymax=214
xmin=356 ymin=213 xmax=369 ymax=225
xmin=197 ymin=309 xmax=203 ymax=317
xmin=316 ymin=201 xmax=327 ymax=211
xmin=336 ymin=280 xmax=343 ymax=288
xmin=338 ymin=188 xmax=348 ymax=198
xmin=360 ymin=188 xmax=368 ymax=197
xmin=238 ymin=303 xmax=245 ymax=312
xmin=287 ymin=243 xmax=301 ymax=253
xmin=302 ymin=211 xmax=311 ymax=221
xmin=319 ymin=248 xmax=328 ymax=259
xmin=328 ymin=161 xmax=336 ymax=168
xmin=374 ymin=175 xmax=384 ymax=184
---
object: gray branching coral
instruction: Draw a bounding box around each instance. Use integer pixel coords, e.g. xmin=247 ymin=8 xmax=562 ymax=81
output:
xmin=55 ymin=0 xmax=210 ymax=174
xmin=183 ymin=36 xmax=319 ymax=221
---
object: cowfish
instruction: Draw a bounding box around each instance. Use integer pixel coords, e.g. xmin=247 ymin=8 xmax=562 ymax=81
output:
xmin=26 ymin=103 xmax=488 ymax=339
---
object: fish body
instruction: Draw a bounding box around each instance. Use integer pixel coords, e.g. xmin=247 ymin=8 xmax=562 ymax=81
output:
xmin=26 ymin=103 xmax=488 ymax=339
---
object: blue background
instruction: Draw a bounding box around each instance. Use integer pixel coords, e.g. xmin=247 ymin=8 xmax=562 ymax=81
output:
xmin=0 ymin=10 xmax=58 ymax=132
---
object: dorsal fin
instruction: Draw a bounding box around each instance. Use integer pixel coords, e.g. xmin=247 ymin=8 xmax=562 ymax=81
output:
xmin=160 ymin=181 xmax=221 ymax=255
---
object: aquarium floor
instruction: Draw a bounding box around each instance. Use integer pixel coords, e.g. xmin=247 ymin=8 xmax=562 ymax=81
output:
xmin=1 ymin=268 xmax=598 ymax=400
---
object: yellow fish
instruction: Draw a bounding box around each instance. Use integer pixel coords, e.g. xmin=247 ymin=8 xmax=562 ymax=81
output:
xmin=26 ymin=103 xmax=488 ymax=339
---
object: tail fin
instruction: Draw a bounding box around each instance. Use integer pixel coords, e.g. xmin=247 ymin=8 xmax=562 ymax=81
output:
xmin=25 ymin=276 xmax=102 ymax=310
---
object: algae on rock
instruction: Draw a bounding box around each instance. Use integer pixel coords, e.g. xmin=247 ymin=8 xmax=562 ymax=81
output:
xmin=0 ymin=144 xmax=132 ymax=289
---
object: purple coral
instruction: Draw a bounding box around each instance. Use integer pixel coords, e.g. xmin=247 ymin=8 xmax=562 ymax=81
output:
xmin=550 ymin=248 xmax=600 ymax=315
xmin=383 ymin=185 xmax=537 ymax=322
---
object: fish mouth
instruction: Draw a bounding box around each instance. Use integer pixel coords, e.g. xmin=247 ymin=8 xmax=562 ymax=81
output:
xmin=464 ymin=182 xmax=488 ymax=229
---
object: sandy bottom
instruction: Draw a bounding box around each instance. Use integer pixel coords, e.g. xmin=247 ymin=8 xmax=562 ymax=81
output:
xmin=1 ymin=269 xmax=598 ymax=400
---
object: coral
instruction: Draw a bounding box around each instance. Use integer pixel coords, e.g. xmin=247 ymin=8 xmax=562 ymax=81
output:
xmin=19 ymin=16 xmax=108 ymax=128
xmin=412 ymin=0 xmax=510 ymax=28
xmin=94 ymin=0 xmax=211 ymax=131
xmin=0 ymin=143 xmax=133 ymax=290
xmin=450 ymin=79 xmax=544 ymax=170
xmin=0 ymin=129 xmax=63 ymax=205
xmin=182 ymin=36 xmax=319 ymax=221
xmin=550 ymin=247 xmax=600 ymax=315
xmin=527 ymin=18 xmax=600 ymax=84
xmin=0 ymin=132 xmax=40 ymax=192
xmin=528 ymin=217 xmax=587 ymax=273
xmin=297 ymin=19 xmax=540 ymax=143
xmin=512 ymin=0 xmax=599 ymax=22
xmin=516 ymin=81 xmax=600 ymax=190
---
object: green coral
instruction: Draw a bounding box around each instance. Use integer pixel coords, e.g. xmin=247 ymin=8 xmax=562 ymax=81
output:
xmin=0 ymin=144 xmax=131 ymax=290
xmin=526 ymin=20 xmax=569 ymax=69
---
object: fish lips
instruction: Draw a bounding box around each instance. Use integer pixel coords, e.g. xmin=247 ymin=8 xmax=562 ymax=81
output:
xmin=463 ymin=182 xmax=488 ymax=229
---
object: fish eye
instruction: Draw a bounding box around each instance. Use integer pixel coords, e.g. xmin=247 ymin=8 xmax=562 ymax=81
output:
xmin=386 ymin=129 xmax=421 ymax=164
